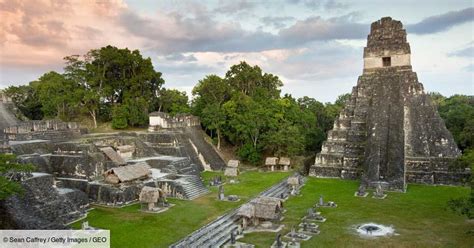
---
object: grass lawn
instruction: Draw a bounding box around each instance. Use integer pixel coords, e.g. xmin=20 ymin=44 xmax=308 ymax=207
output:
xmin=239 ymin=178 xmax=473 ymax=248
xmin=70 ymin=171 xmax=290 ymax=248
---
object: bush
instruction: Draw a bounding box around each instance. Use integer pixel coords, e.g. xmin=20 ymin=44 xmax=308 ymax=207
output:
xmin=237 ymin=143 xmax=261 ymax=165
xmin=98 ymin=103 xmax=112 ymax=122
xmin=125 ymin=98 xmax=149 ymax=127
xmin=448 ymin=149 xmax=474 ymax=219
xmin=111 ymin=105 xmax=128 ymax=129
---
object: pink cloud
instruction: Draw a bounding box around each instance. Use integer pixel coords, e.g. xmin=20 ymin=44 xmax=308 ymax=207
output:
xmin=0 ymin=0 xmax=134 ymax=68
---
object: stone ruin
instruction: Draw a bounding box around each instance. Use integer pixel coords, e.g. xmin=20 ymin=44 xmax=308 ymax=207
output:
xmin=4 ymin=120 xmax=83 ymax=141
xmin=0 ymin=114 xmax=226 ymax=228
xmin=237 ymin=196 xmax=284 ymax=230
xmin=309 ymin=17 xmax=469 ymax=191
xmin=148 ymin=112 xmax=200 ymax=131
xmin=224 ymin=159 xmax=240 ymax=177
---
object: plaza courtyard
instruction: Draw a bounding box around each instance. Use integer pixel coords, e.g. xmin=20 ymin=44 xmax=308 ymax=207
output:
xmin=71 ymin=171 xmax=472 ymax=248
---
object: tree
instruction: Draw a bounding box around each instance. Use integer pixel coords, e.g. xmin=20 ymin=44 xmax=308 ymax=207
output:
xmin=437 ymin=95 xmax=474 ymax=151
xmin=111 ymin=105 xmax=128 ymax=129
xmin=448 ymin=148 xmax=474 ymax=219
xmin=84 ymin=46 xmax=164 ymax=106
xmin=64 ymin=55 xmax=100 ymax=128
xmin=32 ymin=71 xmax=81 ymax=121
xmin=0 ymin=154 xmax=34 ymax=200
xmin=156 ymin=88 xmax=190 ymax=115
xmin=192 ymin=75 xmax=230 ymax=149
xmin=224 ymin=95 xmax=270 ymax=150
xmin=5 ymin=85 xmax=43 ymax=120
xmin=265 ymin=121 xmax=305 ymax=156
xmin=125 ymin=97 xmax=149 ymax=127
xmin=225 ymin=61 xmax=282 ymax=99
xmin=64 ymin=45 xmax=165 ymax=128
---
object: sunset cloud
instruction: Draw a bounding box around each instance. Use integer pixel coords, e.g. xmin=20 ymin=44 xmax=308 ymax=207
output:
xmin=0 ymin=0 xmax=472 ymax=101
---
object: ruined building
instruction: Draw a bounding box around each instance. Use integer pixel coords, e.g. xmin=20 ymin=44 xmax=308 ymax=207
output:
xmin=309 ymin=17 xmax=468 ymax=191
xmin=0 ymin=109 xmax=226 ymax=229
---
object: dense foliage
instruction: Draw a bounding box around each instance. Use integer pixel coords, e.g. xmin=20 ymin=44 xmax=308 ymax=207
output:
xmin=429 ymin=93 xmax=474 ymax=219
xmin=192 ymin=61 xmax=348 ymax=164
xmin=5 ymin=46 xmax=189 ymax=129
xmin=432 ymin=94 xmax=474 ymax=151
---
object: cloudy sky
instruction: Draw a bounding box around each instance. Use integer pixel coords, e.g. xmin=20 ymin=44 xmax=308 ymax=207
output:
xmin=0 ymin=0 xmax=472 ymax=102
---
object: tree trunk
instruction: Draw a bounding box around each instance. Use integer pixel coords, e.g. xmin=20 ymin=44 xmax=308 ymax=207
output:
xmin=90 ymin=109 xmax=97 ymax=128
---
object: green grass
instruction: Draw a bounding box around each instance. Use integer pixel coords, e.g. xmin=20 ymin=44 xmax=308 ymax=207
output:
xmin=70 ymin=171 xmax=290 ymax=248
xmin=71 ymin=174 xmax=472 ymax=248
xmin=239 ymin=178 xmax=473 ymax=248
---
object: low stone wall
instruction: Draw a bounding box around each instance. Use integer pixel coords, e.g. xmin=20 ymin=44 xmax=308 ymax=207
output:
xmin=4 ymin=120 xmax=82 ymax=141
xmin=406 ymin=171 xmax=470 ymax=185
xmin=149 ymin=112 xmax=200 ymax=130
xmin=311 ymin=156 xmax=470 ymax=187
xmin=59 ymin=178 xmax=142 ymax=206
xmin=19 ymin=152 xmax=107 ymax=180
xmin=4 ymin=120 xmax=79 ymax=133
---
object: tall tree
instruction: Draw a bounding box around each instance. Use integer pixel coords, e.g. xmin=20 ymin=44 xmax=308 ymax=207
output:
xmin=192 ymin=75 xmax=230 ymax=149
xmin=225 ymin=61 xmax=282 ymax=99
xmin=32 ymin=71 xmax=80 ymax=121
xmin=81 ymin=45 xmax=164 ymax=128
xmin=437 ymin=95 xmax=474 ymax=151
xmin=156 ymin=88 xmax=190 ymax=115
xmin=64 ymin=55 xmax=100 ymax=128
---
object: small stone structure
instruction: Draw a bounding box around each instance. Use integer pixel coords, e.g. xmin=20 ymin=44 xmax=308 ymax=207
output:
xmin=265 ymin=157 xmax=279 ymax=171
xmin=284 ymin=226 xmax=311 ymax=241
xmin=237 ymin=196 xmax=283 ymax=228
xmin=148 ymin=112 xmax=200 ymax=130
xmin=224 ymin=160 xmax=240 ymax=177
xmin=265 ymin=157 xmax=291 ymax=171
xmin=270 ymin=233 xmax=286 ymax=248
xmin=139 ymin=186 xmax=166 ymax=211
xmin=355 ymin=184 xmax=368 ymax=197
xmin=278 ymin=157 xmax=291 ymax=171
xmin=316 ymin=195 xmax=337 ymax=208
xmin=218 ymin=185 xmax=225 ymax=200
xmin=372 ymin=182 xmax=387 ymax=199
xmin=309 ymin=17 xmax=468 ymax=191
xmin=287 ymin=176 xmax=301 ymax=195
xmin=103 ymin=162 xmax=151 ymax=184
xmin=302 ymin=208 xmax=326 ymax=223
xmin=117 ymin=145 xmax=134 ymax=160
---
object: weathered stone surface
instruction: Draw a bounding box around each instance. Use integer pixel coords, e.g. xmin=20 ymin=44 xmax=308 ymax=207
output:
xmin=148 ymin=112 xmax=200 ymax=130
xmin=1 ymin=173 xmax=86 ymax=229
xmin=309 ymin=17 xmax=467 ymax=191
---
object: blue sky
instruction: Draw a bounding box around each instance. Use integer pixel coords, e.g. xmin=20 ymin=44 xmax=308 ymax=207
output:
xmin=0 ymin=0 xmax=472 ymax=102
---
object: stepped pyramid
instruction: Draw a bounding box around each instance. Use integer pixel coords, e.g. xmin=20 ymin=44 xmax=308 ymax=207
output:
xmin=309 ymin=17 xmax=466 ymax=191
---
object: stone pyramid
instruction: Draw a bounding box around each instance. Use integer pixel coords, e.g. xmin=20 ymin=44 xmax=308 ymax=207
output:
xmin=309 ymin=17 xmax=466 ymax=191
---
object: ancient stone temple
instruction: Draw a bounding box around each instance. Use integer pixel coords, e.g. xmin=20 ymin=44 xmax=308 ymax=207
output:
xmin=309 ymin=17 xmax=467 ymax=191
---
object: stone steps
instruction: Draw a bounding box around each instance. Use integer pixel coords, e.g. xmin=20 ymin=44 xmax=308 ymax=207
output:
xmin=178 ymin=175 xmax=210 ymax=200
xmin=170 ymin=175 xmax=294 ymax=248
xmin=184 ymin=126 xmax=226 ymax=170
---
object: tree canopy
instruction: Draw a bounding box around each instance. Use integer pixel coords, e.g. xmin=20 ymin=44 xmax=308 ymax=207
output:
xmin=192 ymin=61 xmax=349 ymax=164
xmin=6 ymin=45 xmax=174 ymax=129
